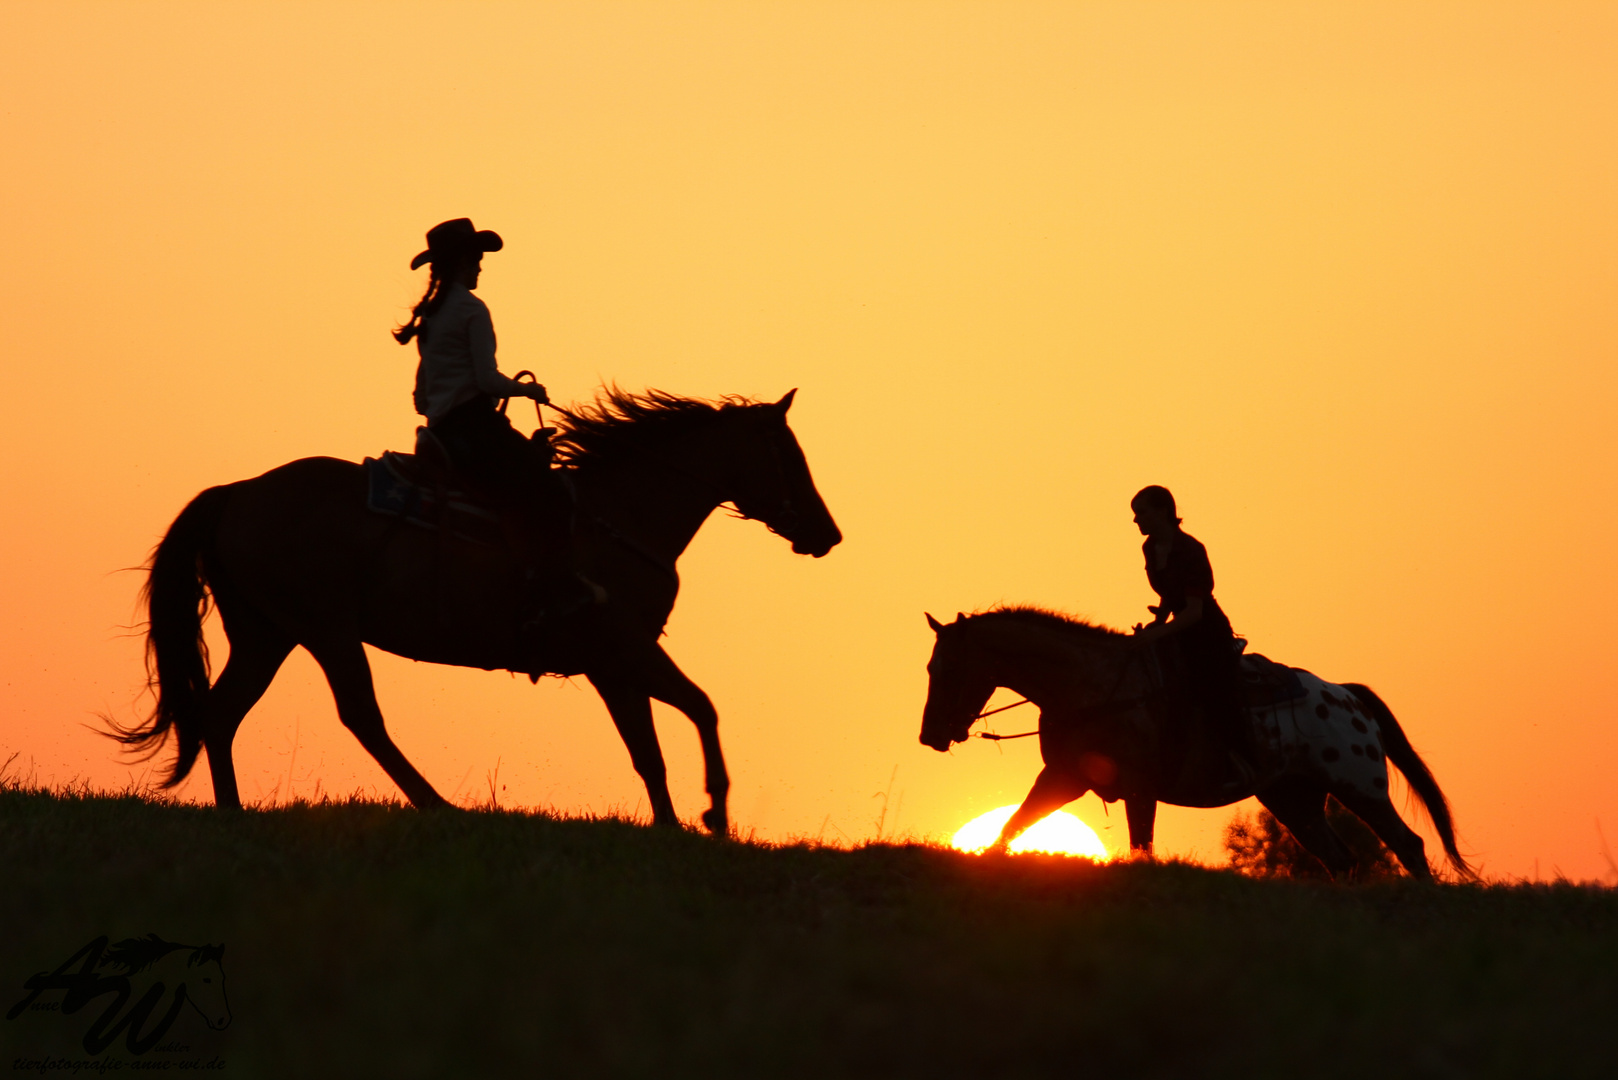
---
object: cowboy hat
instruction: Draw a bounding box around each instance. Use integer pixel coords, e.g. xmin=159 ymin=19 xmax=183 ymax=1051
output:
xmin=409 ymin=218 xmax=503 ymax=270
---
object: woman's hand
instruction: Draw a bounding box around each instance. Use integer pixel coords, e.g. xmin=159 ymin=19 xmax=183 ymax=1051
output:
xmin=526 ymin=383 xmax=550 ymax=404
xmin=1134 ymin=596 xmax=1204 ymax=642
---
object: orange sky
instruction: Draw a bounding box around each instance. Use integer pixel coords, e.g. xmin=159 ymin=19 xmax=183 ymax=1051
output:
xmin=3 ymin=2 xmax=1615 ymax=879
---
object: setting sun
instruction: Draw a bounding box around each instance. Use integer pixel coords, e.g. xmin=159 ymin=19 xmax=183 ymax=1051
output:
xmin=951 ymin=806 xmax=1110 ymax=860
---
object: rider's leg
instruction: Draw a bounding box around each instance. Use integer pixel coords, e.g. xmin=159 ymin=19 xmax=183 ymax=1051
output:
xmin=1183 ymin=630 xmax=1255 ymax=780
xmin=510 ymin=456 xmax=603 ymax=625
xmin=454 ymin=404 xmax=601 ymax=626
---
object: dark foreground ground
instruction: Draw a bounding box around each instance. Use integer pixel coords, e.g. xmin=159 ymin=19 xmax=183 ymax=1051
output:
xmin=2 ymin=787 xmax=1614 ymax=1079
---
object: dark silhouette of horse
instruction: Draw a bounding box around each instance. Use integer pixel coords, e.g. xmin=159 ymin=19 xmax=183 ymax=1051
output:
xmin=116 ymin=389 xmax=840 ymax=834
xmin=919 ymin=608 xmax=1474 ymax=880
xmin=7 ymin=934 xmax=229 ymax=1055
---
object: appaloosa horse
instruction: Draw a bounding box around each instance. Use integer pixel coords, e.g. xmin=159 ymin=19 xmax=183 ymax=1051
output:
xmin=919 ymin=608 xmax=1473 ymax=880
xmin=118 ymin=389 xmax=840 ymax=834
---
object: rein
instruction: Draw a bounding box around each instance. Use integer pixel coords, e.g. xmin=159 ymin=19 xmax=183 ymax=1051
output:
xmin=969 ymin=644 xmax=1155 ymax=742
xmin=972 ymin=697 xmax=1038 ymax=740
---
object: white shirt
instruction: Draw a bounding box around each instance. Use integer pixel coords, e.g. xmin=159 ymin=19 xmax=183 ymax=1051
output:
xmin=411 ymin=283 xmax=531 ymax=420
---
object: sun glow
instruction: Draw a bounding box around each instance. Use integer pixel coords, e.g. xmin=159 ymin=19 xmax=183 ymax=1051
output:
xmin=950 ymin=806 xmax=1111 ymax=860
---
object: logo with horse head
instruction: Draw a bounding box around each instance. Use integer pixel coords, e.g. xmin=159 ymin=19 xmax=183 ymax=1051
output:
xmin=7 ymin=933 xmax=230 ymax=1056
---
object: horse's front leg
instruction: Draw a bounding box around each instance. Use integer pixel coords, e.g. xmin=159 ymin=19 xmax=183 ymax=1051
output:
xmin=1124 ymin=797 xmax=1158 ymax=857
xmin=586 ymin=673 xmax=680 ymax=827
xmin=991 ymin=766 xmax=1088 ymax=852
xmin=640 ymin=645 xmax=730 ymax=837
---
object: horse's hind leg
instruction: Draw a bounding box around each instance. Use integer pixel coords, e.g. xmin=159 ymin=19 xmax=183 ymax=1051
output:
xmin=587 ymin=674 xmax=680 ymax=827
xmin=1333 ymin=786 xmax=1432 ymax=881
xmin=1257 ymin=779 xmax=1355 ymax=879
xmin=992 ymin=767 xmax=1089 ymax=852
xmin=306 ymin=638 xmax=448 ymax=809
xmin=204 ymin=611 xmax=294 ymax=809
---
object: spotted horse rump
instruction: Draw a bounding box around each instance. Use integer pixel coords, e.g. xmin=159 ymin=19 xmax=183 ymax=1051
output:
xmin=1250 ymin=672 xmax=1391 ymax=800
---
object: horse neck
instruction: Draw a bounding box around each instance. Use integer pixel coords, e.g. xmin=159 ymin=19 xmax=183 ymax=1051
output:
xmin=573 ymin=432 xmax=728 ymax=562
xmin=974 ymin=621 xmax=1126 ymax=708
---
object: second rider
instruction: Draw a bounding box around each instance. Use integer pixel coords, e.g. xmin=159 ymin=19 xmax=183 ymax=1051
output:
xmin=1129 ymin=484 xmax=1253 ymax=789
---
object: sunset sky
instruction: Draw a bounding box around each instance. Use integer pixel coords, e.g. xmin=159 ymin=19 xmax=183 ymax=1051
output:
xmin=3 ymin=2 xmax=1615 ymax=880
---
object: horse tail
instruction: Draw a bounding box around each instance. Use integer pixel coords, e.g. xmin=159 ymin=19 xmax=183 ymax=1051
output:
xmin=1344 ymin=682 xmax=1477 ymax=881
xmin=111 ymin=485 xmax=234 ymax=788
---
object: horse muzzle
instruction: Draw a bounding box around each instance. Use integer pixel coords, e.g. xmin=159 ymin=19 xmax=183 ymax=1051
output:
xmin=918 ymin=718 xmax=968 ymax=752
xmin=792 ymin=525 xmax=842 ymax=558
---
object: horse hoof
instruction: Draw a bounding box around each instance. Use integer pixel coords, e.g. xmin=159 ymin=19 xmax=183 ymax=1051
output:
xmin=701 ymin=808 xmax=730 ymax=836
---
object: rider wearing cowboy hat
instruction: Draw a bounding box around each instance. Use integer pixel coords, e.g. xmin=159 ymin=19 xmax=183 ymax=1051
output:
xmin=396 ymin=218 xmax=599 ymax=641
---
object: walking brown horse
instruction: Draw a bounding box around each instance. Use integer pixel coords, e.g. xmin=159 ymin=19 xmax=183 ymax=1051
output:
xmin=919 ymin=608 xmax=1474 ymax=880
xmin=117 ymin=389 xmax=841 ymax=833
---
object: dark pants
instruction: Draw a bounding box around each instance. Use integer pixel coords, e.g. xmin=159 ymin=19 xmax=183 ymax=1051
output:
xmin=1176 ymin=606 xmax=1248 ymax=757
xmin=430 ymin=395 xmax=536 ymax=489
xmin=429 ymin=395 xmax=572 ymax=566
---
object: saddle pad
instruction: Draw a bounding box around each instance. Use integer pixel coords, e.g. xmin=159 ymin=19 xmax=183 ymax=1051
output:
xmin=363 ymin=454 xmax=503 ymax=545
xmin=1239 ymin=650 xmax=1307 ymax=709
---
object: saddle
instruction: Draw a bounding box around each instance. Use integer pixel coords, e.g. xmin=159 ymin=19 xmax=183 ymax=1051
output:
xmin=362 ymin=428 xmax=507 ymax=546
xmin=1237 ymin=650 xmax=1308 ymax=709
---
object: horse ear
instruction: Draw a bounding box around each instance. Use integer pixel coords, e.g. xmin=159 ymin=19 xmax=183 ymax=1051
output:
xmin=771 ymin=388 xmax=798 ymax=414
xmin=926 ymin=612 xmax=944 ymax=633
xmin=956 ymin=611 xmax=966 ymax=623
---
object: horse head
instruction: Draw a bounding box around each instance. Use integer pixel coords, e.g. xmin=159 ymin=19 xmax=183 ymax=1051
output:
xmin=183 ymin=944 xmax=231 ymax=1030
xmin=726 ymin=390 xmax=842 ymax=558
xmin=919 ymin=612 xmax=998 ymax=751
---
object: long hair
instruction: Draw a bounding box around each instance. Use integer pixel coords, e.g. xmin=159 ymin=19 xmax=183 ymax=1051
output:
xmin=393 ymin=258 xmax=463 ymax=345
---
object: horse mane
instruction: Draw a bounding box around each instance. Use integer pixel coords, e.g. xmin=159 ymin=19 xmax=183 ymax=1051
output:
xmin=103 ymin=934 xmax=185 ymax=974
xmin=553 ymin=386 xmax=761 ymax=471
xmin=967 ymin=605 xmax=1131 ymax=642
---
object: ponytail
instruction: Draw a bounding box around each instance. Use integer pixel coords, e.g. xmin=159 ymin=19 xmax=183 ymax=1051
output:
xmin=394 ymin=263 xmax=456 ymax=345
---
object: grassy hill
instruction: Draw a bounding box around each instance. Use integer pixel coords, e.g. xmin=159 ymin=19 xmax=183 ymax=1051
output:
xmin=2 ymin=786 xmax=1613 ymax=1079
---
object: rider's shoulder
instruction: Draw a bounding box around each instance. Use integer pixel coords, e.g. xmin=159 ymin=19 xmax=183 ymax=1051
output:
xmin=1174 ymin=530 xmax=1210 ymax=560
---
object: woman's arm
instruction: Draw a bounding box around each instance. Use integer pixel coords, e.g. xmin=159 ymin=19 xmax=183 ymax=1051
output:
xmin=468 ymin=304 xmax=545 ymax=399
xmin=1134 ymin=595 xmax=1204 ymax=640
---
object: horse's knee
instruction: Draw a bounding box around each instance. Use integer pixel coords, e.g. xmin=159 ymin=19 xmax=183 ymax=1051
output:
xmin=630 ymin=755 xmax=667 ymax=785
xmin=338 ymin=711 xmax=382 ymax=740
